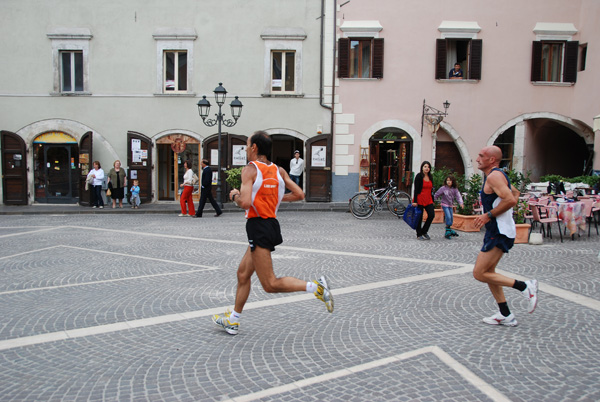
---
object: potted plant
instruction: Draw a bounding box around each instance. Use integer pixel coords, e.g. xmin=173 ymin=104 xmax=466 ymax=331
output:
xmin=452 ymin=173 xmax=483 ymax=232
xmin=513 ymin=197 xmax=532 ymax=243
xmin=225 ymin=167 xmax=243 ymax=200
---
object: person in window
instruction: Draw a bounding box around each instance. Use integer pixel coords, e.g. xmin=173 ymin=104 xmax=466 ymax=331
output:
xmin=449 ymin=62 xmax=463 ymax=79
xmin=289 ymin=150 xmax=304 ymax=187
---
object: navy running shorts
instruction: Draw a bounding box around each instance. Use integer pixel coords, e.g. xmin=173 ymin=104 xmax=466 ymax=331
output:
xmin=246 ymin=217 xmax=283 ymax=252
xmin=481 ymin=231 xmax=514 ymax=253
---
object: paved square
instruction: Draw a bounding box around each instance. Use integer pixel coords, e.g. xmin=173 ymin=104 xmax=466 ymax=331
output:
xmin=0 ymin=211 xmax=599 ymax=401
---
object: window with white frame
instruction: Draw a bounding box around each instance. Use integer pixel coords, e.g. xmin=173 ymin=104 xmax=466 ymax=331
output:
xmin=60 ymin=51 xmax=84 ymax=92
xmin=164 ymin=50 xmax=188 ymax=92
xmin=47 ymin=28 xmax=92 ymax=94
xmin=261 ymin=27 xmax=305 ymax=96
xmin=153 ymin=28 xmax=197 ymax=95
xmin=271 ymin=50 xmax=295 ymax=92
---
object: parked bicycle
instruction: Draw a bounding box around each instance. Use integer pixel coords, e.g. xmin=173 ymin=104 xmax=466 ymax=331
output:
xmin=349 ymin=179 xmax=412 ymax=219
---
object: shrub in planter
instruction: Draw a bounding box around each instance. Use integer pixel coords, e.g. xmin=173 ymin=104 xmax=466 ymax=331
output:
xmin=225 ymin=167 xmax=243 ymax=191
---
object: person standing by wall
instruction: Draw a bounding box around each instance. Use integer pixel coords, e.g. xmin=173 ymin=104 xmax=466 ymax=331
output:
xmin=473 ymin=146 xmax=538 ymax=327
xmin=289 ymin=150 xmax=304 ymax=187
xmin=179 ymin=160 xmax=195 ymax=217
xmin=193 ymin=159 xmax=222 ymax=218
xmin=107 ymin=160 xmax=127 ymax=209
xmin=130 ymin=179 xmax=141 ymax=209
xmin=87 ymin=161 xmax=105 ymax=209
xmin=412 ymin=161 xmax=435 ymax=240
xmin=212 ymin=131 xmax=333 ymax=336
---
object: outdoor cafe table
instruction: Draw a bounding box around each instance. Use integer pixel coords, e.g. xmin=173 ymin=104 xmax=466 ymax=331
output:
xmin=557 ymin=201 xmax=586 ymax=236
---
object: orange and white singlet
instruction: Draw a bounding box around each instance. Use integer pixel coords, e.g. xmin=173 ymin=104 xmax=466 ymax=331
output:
xmin=245 ymin=161 xmax=285 ymax=219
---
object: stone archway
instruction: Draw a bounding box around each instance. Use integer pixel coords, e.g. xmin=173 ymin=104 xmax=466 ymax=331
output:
xmin=491 ymin=112 xmax=594 ymax=180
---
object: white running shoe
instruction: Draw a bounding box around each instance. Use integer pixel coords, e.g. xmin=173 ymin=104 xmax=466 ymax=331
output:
xmin=482 ymin=312 xmax=518 ymax=327
xmin=523 ymin=279 xmax=538 ymax=313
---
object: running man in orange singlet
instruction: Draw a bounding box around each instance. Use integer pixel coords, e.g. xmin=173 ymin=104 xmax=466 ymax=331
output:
xmin=212 ymin=131 xmax=334 ymax=335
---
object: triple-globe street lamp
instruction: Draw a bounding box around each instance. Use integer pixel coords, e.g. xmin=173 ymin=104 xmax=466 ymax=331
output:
xmin=197 ymin=83 xmax=243 ymax=206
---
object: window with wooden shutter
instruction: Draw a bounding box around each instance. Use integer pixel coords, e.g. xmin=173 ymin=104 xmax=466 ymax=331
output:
xmin=338 ymin=37 xmax=383 ymax=79
xmin=435 ymin=39 xmax=447 ymax=80
xmin=338 ymin=38 xmax=350 ymax=78
xmin=530 ymin=41 xmax=543 ymax=82
xmin=563 ymin=41 xmax=579 ymax=83
xmin=469 ymin=39 xmax=482 ymax=80
xmin=372 ymin=38 xmax=384 ymax=78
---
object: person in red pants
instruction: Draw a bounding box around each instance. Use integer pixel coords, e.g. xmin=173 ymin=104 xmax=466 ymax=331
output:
xmin=179 ymin=160 xmax=196 ymax=217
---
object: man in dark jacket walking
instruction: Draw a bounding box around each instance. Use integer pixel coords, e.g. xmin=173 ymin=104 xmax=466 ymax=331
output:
xmin=194 ymin=159 xmax=222 ymax=217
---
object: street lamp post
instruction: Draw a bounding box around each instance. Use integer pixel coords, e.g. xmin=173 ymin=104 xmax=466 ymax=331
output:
xmin=421 ymin=99 xmax=450 ymax=167
xmin=197 ymin=83 xmax=243 ymax=206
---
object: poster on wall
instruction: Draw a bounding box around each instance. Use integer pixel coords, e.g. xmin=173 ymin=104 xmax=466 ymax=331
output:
xmin=232 ymin=145 xmax=247 ymax=166
xmin=212 ymin=171 xmax=218 ymax=186
xmin=210 ymin=149 xmax=219 ymax=166
xmin=131 ymin=138 xmax=141 ymax=151
xmin=311 ymin=146 xmax=327 ymax=167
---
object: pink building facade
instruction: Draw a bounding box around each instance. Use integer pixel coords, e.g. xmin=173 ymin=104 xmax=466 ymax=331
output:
xmin=331 ymin=0 xmax=600 ymax=201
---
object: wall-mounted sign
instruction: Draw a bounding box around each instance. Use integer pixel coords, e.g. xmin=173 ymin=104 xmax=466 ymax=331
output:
xmin=311 ymin=146 xmax=326 ymax=167
xmin=232 ymin=145 xmax=247 ymax=166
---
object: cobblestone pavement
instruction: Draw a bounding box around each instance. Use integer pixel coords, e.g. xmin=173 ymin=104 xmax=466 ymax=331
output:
xmin=0 ymin=210 xmax=599 ymax=401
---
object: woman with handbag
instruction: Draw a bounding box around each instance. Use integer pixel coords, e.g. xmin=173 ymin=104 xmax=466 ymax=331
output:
xmin=412 ymin=161 xmax=435 ymax=240
xmin=107 ymin=160 xmax=127 ymax=209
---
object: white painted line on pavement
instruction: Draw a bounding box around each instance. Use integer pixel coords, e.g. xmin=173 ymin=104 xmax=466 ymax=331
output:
xmin=0 ymin=245 xmax=62 ymax=260
xmin=225 ymin=346 xmax=511 ymax=402
xmin=0 ymin=226 xmax=62 ymax=239
xmin=0 ymin=245 xmax=220 ymax=296
xmin=0 ymin=266 xmax=472 ymax=351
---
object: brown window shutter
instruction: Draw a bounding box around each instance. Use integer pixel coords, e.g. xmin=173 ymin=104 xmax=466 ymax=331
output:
xmin=435 ymin=39 xmax=447 ymax=79
xmin=372 ymin=38 xmax=384 ymax=78
xmin=470 ymin=39 xmax=482 ymax=80
xmin=530 ymin=41 xmax=542 ymax=82
xmin=564 ymin=41 xmax=579 ymax=83
xmin=338 ymin=38 xmax=350 ymax=78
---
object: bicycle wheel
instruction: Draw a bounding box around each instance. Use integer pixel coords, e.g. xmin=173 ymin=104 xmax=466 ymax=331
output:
xmin=387 ymin=191 xmax=411 ymax=217
xmin=350 ymin=193 xmax=376 ymax=219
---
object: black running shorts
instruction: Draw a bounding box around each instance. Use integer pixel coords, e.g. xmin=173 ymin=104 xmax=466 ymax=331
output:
xmin=246 ymin=217 xmax=283 ymax=252
xmin=481 ymin=231 xmax=514 ymax=253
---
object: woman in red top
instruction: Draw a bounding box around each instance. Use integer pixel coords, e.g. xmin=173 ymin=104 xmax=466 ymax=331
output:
xmin=412 ymin=161 xmax=435 ymax=240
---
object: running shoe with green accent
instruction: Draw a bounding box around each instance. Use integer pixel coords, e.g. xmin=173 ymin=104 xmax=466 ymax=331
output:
xmin=212 ymin=309 xmax=239 ymax=335
xmin=313 ymin=275 xmax=334 ymax=313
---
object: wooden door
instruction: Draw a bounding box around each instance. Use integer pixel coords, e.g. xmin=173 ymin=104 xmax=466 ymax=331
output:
xmin=78 ymin=131 xmax=93 ymax=206
xmin=305 ymin=134 xmax=331 ymax=202
xmin=127 ymin=131 xmax=153 ymax=203
xmin=1 ymin=131 xmax=28 ymax=205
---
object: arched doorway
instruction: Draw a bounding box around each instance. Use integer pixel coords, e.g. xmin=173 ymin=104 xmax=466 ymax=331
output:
xmin=435 ymin=129 xmax=465 ymax=176
xmin=156 ymin=134 xmax=200 ymax=201
xmin=33 ymin=132 xmax=79 ymax=203
xmin=271 ymin=134 xmax=304 ymax=189
xmin=368 ymin=128 xmax=413 ymax=192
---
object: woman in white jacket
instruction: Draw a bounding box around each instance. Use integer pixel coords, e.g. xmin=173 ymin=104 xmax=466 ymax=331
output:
xmin=179 ymin=160 xmax=196 ymax=216
xmin=87 ymin=161 xmax=105 ymax=208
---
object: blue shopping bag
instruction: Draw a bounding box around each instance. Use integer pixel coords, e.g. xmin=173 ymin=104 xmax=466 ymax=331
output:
xmin=403 ymin=204 xmax=422 ymax=229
